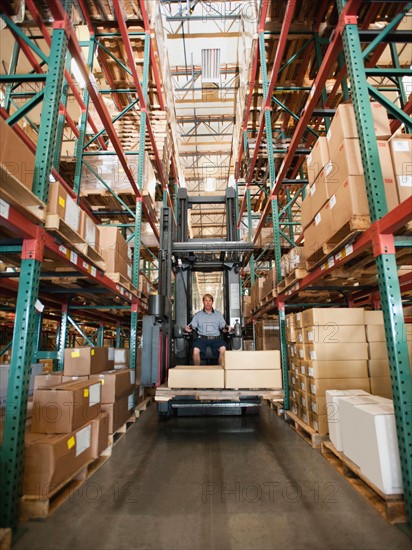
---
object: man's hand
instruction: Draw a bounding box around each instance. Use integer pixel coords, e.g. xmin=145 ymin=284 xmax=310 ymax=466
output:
xmin=185 ymin=324 xmax=192 ymax=332
xmin=227 ymin=325 xmax=232 ymax=332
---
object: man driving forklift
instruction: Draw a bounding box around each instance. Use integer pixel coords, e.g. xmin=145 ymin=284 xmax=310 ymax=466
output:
xmin=185 ymin=293 xmax=232 ymax=366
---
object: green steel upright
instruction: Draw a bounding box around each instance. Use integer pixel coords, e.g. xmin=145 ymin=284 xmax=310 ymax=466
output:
xmin=258 ymin=32 xmax=289 ymax=406
xmin=130 ymin=33 xmax=151 ymax=377
xmin=0 ymin=21 xmax=69 ymax=529
xmin=338 ymin=0 xmax=412 ymax=522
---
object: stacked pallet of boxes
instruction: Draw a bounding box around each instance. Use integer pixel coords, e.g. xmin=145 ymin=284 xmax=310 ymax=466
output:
xmin=366 ymin=311 xmax=412 ymax=399
xmin=250 ymin=278 xmax=265 ymax=311
xmin=243 ymin=295 xmax=252 ymax=322
xmin=168 ymin=350 xmax=282 ymax=390
xmin=302 ymin=102 xmax=395 ymax=263
xmin=254 ymin=319 xmax=280 ymax=350
xmin=285 ymin=314 xmax=300 ymax=416
xmin=280 ymin=247 xmax=307 ymax=281
xmin=23 ymin=375 xmax=104 ymax=496
xmin=98 ymin=226 xmax=133 ymax=284
xmin=292 ymin=309 xmax=370 ymax=434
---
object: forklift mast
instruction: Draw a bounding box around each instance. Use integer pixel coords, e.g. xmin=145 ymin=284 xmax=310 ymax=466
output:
xmin=142 ymin=188 xmax=254 ymax=387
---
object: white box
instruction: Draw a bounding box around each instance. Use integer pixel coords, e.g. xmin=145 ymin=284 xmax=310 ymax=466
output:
xmin=339 ymin=395 xmax=391 ymax=466
xmin=325 ymin=389 xmax=370 ymax=451
xmin=354 ymin=403 xmax=403 ymax=494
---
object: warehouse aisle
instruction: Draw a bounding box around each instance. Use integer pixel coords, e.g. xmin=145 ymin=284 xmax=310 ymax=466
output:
xmin=14 ymin=404 xmax=411 ymax=550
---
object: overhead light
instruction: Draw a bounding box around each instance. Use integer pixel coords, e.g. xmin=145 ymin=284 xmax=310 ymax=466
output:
xmin=205 ymin=178 xmax=216 ymax=192
xmin=71 ymin=59 xmax=86 ymax=89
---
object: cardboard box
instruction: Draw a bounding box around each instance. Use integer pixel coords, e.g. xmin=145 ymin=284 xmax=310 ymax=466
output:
xmin=288 ymin=247 xmax=306 ymax=271
xmin=90 ymin=411 xmax=110 ymax=459
xmin=299 ymin=389 xmax=310 ymax=411
xmin=306 ymin=342 xmax=369 ymax=362
xmin=255 ymin=337 xmax=279 ymax=351
xmin=389 ymin=134 xmax=412 ymax=203
xmin=295 ymin=312 xmax=303 ymax=328
xmin=309 ymin=377 xmax=370 ymax=397
xmin=366 ymin=324 xmax=386 ymax=342
xmin=304 ymin=360 xmax=368 ymax=379
xmin=300 ymin=409 xmax=310 ymax=426
xmin=62 ymin=376 xmax=89 ymax=383
xmin=225 ymin=369 xmax=282 ymax=389
xmin=114 ymin=348 xmax=130 ymax=367
xmin=376 ymin=140 xmax=399 ymax=212
xmin=309 ymin=411 xmax=329 ymax=435
xmin=34 ymin=374 xmax=63 ymax=391
xmin=168 ymin=365 xmax=224 ymax=389
xmin=308 ymin=395 xmax=328 ymax=416
xmin=307 ymin=136 xmax=330 ymax=184
xmin=370 ymin=376 xmax=393 ymax=399
xmin=368 ymin=342 xmax=389 ymax=360
xmin=302 ymin=308 xmax=365 ymax=327
xmin=368 ymin=360 xmax=390 ymax=378
xmin=328 ymin=176 xmax=370 ymax=238
xmin=98 ymin=226 xmax=131 ymax=278
xmin=304 ymin=324 xmax=366 ymax=344
xmin=64 ymin=347 xmax=111 ymax=376
xmin=302 ymin=172 xmax=330 ymax=228
xmin=0 ymin=116 xmax=35 ymax=190
xmin=353 ymin=403 xmax=403 ymax=494
xmin=224 ymin=350 xmax=281 ymax=370
xmin=296 ymin=344 xmax=307 ymax=361
xmin=90 ymin=369 xmax=134 ymax=403
xmin=102 ymin=393 xmax=134 ymax=434
xmin=298 ymin=373 xmax=310 ymax=393
xmin=365 ymin=311 xmax=384 ymax=324
xmin=325 ymin=389 xmax=371 ymax=451
xmin=250 ymin=278 xmax=266 ymax=309
xmin=23 ymin=422 xmax=93 ymax=496
xmin=47 ymin=182 xmax=81 ymax=233
xmin=261 ymin=267 xmax=277 ymax=299
xmin=327 ymin=102 xmax=391 ymax=155
xmin=303 ymin=201 xmax=334 ymax=260
xmin=79 ymin=210 xmax=100 ymax=251
xmin=32 ymin=380 xmax=101 ymax=434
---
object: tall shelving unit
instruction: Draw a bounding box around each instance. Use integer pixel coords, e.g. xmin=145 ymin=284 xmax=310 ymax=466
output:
xmin=0 ymin=0 xmax=175 ymax=529
xmin=236 ymin=0 xmax=412 ymax=522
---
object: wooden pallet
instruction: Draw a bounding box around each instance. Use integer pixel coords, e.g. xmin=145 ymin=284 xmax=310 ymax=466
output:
xmin=19 ymin=451 xmax=111 ymax=521
xmin=108 ymin=413 xmax=136 ymax=447
xmin=0 ymin=529 xmax=11 ymax=550
xmin=156 ymin=385 xmax=283 ymax=403
xmin=73 ymin=241 xmax=105 ymax=268
xmin=277 ymin=268 xmax=308 ymax=294
xmin=106 ymin=272 xmax=136 ymax=292
xmin=45 ymin=214 xmax=85 ymax=247
xmin=259 ymin=289 xmax=277 ymax=306
xmin=284 ymin=410 xmax=328 ymax=449
xmin=306 ymin=216 xmax=370 ymax=272
xmin=267 ymin=399 xmax=284 ymax=416
xmin=135 ymin=396 xmax=153 ymax=418
xmin=321 ymin=440 xmax=406 ymax=524
xmin=0 ymin=167 xmax=46 ymax=225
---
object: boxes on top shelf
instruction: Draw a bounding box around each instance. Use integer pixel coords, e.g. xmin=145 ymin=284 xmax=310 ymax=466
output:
xmin=98 ymin=226 xmax=132 ymax=279
xmin=302 ymin=308 xmax=365 ymax=327
xmin=63 ymin=346 xmax=113 ymax=376
xmin=307 ymin=137 xmax=329 ymax=185
xmin=47 ymin=181 xmax=81 ymax=234
xmin=389 ymin=133 xmax=412 ymax=203
xmin=0 ymin=116 xmax=35 ymax=191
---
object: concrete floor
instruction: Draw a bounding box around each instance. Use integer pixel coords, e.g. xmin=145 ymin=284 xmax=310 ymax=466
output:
xmin=14 ymin=404 xmax=411 ymax=550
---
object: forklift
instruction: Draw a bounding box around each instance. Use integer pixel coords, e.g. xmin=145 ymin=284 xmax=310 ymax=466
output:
xmin=141 ymin=187 xmax=257 ymax=416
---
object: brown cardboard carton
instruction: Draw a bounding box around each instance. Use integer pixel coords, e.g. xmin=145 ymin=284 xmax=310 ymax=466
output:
xmin=368 ymin=359 xmax=390 ymax=378
xmin=305 ymin=170 xmax=330 ymax=227
xmin=0 ymin=117 xmax=35 ymax=190
xmin=79 ymin=210 xmax=100 ymax=251
xmin=90 ymin=411 xmax=110 ymax=458
xmin=309 ymin=411 xmax=329 ymax=435
xmin=302 ymin=308 xmax=365 ymax=327
xmin=22 ymin=422 xmax=93 ymax=496
xmin=250 ymin=278 xmax=265 ymax=309
xmin=47 ymin=182 xmax=81 ymax=233
xmin=64 ymin=347 xmax=111 ymax=376
xmin=389 ymin=134 xmax=412 ymax=203
xmin=377 ymin=140 xmax=399 ymax=212
xmin=62 ymin=375 xmax=89 ymax=383
xmin=368 ymin=342 xmax=389 ymax=360
xmin=304 ymin=324 xmax=366 ymax=344
xmin=328 ymin=176 xmax=371 ymax=237
xmin=366 ymin=324 xmax=386 ymax=342
xmin=309 ymin=377 xmax=370 ymax=397
xmin=168 ymin=365 xmax=224 ymax=389
xmin=255 ymin=337 xmax=280 ymax=351
xmin=298 ymin=389 xmax=310 ymax=411
xmin=224 ymin=350 xmax=280 ymax=370
xmin=98 ymin=226 xmax=129 ymax=259
xmin=370 ymin=377 xmax=392 ymax=399
xmin=295 ymin=312 xmax=303 ymax=328
xmin=304 ymin=360 xmax=368 ymax=379
xmin=327 ymin=102 xmax=391 ymax=155
xmin=365 ymin=311 xmax=384 ymax=324
xmin=298 ymin=373 xmax=310 ymax=393
xmin=308 ymin=395 xmax=328 ymax=416
xmin=306 ymin=342 xmax=369 ymax=361
xmin=34 ymin=374 xmax=63 ymax=391
xmin=296 ymin=344 xmax=307 ymax=361
xmin=262 ymin=267 xmax=277 ymax=298
xmin=225 ymin=369 xmax=282 ymax=389
xmin=101 ymin=393 xmax=134 ymax=434
xmin=31 ymin=380 xmax=101 ymax=434
xmin=303 ymin=201 xmax=334 ymax=260
xmin=90 ymin=369 xmax=134 ymax=403
xmin=307 ymin=137 xmax=330 ymax=184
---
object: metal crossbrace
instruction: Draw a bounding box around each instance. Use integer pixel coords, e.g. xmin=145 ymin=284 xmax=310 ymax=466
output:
xmin=338 ymin=0 xmax=412 ymax=523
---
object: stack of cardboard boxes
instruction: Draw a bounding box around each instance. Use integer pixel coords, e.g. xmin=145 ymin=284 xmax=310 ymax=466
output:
xmin=168 ymin=350 xmax=282 ymax=390
xmin=280 ymin=247 xmax=306 ymax=279
xmin=250 ymin=278 xmax=265 ymax=310
xmin=98 ymin=226 xmax=133 ymax=283
xmin=302 ymin=102 xmax=399 ymax=262
xmin=254 ymin=319 xmax=280 ymax=351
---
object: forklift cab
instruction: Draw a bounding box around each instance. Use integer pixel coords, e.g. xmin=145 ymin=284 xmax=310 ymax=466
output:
xmin=141 ymin=188 xmax=254 ymax=386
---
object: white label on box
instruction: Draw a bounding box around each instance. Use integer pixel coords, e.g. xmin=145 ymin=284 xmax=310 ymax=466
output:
xmin=311 ymin=383 xmax=316 ymax=395
xmin=86 ymin=218 xmax=96 ymax=246
xmin=301 ymin=366 xmax=306 ymax=374
xmin=130 ymin=370 xmax=135 ymax=385
xmin=307 ymin=331 xmax=314 ymax=342
xmin=327 ymin=128 xmax=332 ymax=141
xmin=89 ymin=383 xmax=101 ymax=405
xmin=310 ymin=350 xmax=316 ymax=360
xmin=398 ymin=176 xmax=412 ymax=187
xmin=311 ymin=403 xmax=316 ymax=413
xmin=327 ymin=256 xmax=335 ymax=269
xmin=329 ymin=194 xmax=337 ymax=209
xmin=298 ymin=334 xmax=303 ymax=343
xmin=296 ymin=313 xmax=301 ymax=321
xmin=0 ymin=199 xmax=10 ymax=219
xmin=299 ymin=349 xmax=304 ymax=358
xmin=302 ymin=395 xmax=307 ymax=406
xmin=108 ymin=347 xmax=114 ymax=361
xmin=65 ymin=195 xmax=80 ymax=232
xmin=393 ymin=140 xmax=410 ymax=152
xmin=302 ymin=413 xmax=308 ymax=424
xmin=35 ymin=299 xmax=45 ymax=313
xmin=70 ymin=251 xmax=78 ymax=264
xmin=59 ymin=245 xmax=67 ymax=255
xmin=308 ymin=367 xmax=314 ymax=377
xmin=127 ymin=264 xmax=132 ymax=279
xmin=310 ymin=183 xmax=316 ymax=196
xmin=82 ymin=261 xmax=89 ymax=270
xmin=128 ymin=393 xmax=134 ymax=409
xmin=315 ymin=213 xmax=321 ymax=226
xmin=324 ymin=161 xmax=333 ymax=176
xmin=91 ymin=266 xmax=96 ymax=277
xmin=75 ymin=425 xmax=91 ymax=457
xmin=313 ymin=420 xmax=319 ymax=431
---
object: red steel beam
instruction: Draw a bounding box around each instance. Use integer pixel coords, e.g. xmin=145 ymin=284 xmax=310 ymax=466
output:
xmin=391 ymin=98 xmax=412 ymax=133
xmin=237 ymin=0 xmax=297 ymax=224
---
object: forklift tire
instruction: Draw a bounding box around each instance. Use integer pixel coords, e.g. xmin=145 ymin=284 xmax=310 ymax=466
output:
xmin=157 ymin=402 xmax=172 ymax=418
